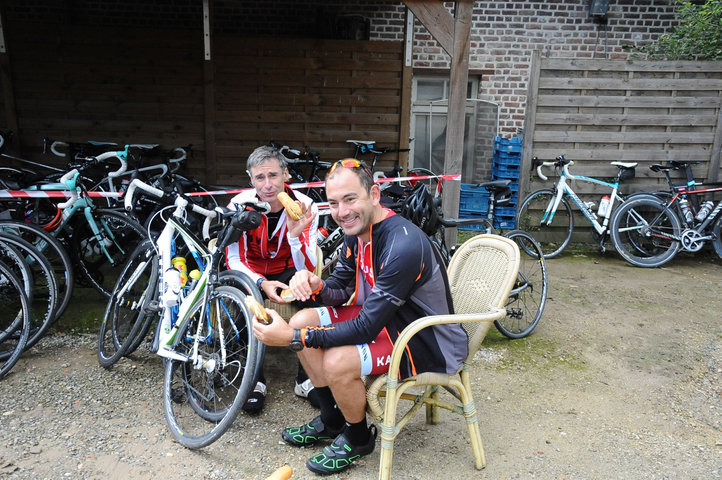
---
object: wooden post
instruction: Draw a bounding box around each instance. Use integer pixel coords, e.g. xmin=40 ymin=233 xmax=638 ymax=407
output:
xmin=202 ymin=0 xmax=217 ymax=185
xmin=442 ymin=1 xmax=472 ymax=249
xmin=398 ymin=8 xmax=414 ymax=171
xmin=709 ymin=103 xmax=721 ymax=182
xmin=0 ymin=8 xmax=20 ymax=154
xmin=519 ymin=50 xmax=542 ymax=203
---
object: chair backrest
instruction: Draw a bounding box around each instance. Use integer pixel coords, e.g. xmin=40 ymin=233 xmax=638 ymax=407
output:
xmin=446 ymin=234 xmax=520 ymax=360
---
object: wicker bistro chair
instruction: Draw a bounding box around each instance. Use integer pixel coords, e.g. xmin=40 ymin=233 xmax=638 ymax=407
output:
xmin=364 ymin=234 xmax=520 ymax=480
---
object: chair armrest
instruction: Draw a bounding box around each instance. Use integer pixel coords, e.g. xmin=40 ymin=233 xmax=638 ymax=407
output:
xmin=386 ymin=306 xmax=507 ymax=381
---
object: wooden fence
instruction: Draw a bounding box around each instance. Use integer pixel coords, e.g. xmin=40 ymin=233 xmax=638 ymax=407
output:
xmin=521 ymin=53 xmax=722 ymax=210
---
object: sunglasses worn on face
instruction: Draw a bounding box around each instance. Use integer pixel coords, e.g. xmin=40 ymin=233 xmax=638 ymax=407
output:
xmin=329 ymin=158 xmax=373 ymax=178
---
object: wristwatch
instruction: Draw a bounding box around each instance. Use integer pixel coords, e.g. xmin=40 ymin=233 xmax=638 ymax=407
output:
xmin=256 ymin=277 xmax=265 ymax=289
xmin=289 ymin=328 xmax=304 ymax=352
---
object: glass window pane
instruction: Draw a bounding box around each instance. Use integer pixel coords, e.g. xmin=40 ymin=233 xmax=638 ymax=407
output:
xmin=416 ymin=78 xmax=447 ymax=101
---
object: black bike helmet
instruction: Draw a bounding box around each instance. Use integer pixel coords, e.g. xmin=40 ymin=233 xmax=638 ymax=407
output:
xmin=400 ymin=183 xmax=440 ymax=236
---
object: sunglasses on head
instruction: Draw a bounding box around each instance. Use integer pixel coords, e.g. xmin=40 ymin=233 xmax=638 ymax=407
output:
xmin=329 ymin=158 xmax=373 ymax=177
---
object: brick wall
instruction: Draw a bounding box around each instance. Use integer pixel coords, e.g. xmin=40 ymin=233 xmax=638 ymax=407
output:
xmin=3 ymin=0 xmax=679 ymax=138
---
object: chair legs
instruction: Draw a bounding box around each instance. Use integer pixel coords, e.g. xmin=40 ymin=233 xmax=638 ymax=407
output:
xmin=376 ymin=373 xmax=486 ymax=480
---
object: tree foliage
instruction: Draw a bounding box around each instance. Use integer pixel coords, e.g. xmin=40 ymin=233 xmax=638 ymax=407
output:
xmin=626 ymin=0 xmax=722 ymax=60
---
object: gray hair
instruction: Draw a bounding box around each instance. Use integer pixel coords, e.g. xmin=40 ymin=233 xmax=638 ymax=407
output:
xmin=246 ymin=145 xmax=287 ymax=174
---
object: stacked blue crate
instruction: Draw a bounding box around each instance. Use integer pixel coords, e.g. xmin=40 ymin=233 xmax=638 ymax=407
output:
xmin=458 ymin=184 xmax=489 ymax=231
xmin=458 ymin=136 xmax=522 ymax=231
xmin=491 ymin=136 xmax=522 ymax=229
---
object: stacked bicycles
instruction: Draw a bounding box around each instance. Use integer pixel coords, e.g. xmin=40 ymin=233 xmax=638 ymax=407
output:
xmin=99 ymin=177 xmax=269 ymax=448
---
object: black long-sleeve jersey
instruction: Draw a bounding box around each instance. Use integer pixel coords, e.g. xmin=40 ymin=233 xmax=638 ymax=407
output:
xmin=305 ymin=212 xmax=468 ymax=379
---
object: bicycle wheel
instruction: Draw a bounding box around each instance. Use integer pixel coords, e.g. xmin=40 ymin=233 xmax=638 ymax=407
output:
xmin=516 ymin=189 xmax=574 ymax=259
xmin=610 ymin=196 xmax=682 ymax=268
xmin=71 ymin=209 xmax=146 ymax=298
xmin=497 ymin=230 xmax=548 ymax=339
xmin=163 ymin=285 xmax=258 ymax=449
xmin=0 ymin=233 xmax=59 ymax=351
xmin=98 ymin=240 xmax=159 ymax=368
xmin=0 ymin=220 xmax=74 ymax=319
xmin=0 ymin=262 xmax=30 ymax=379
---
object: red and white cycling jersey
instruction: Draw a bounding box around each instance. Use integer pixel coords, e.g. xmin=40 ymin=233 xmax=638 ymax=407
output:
xmin=224 ymin=186 xmax=318 ymax=283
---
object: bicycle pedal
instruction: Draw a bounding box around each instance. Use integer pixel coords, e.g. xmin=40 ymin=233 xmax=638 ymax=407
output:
xmin=144 ymin=300 xmax=161 ymax=314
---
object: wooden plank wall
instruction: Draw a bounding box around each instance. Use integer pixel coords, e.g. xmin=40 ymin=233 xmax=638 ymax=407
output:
xmin=0 ymin=23 xmax=403 ymax=186
xmin=4 ymin=23 xmax=206 ymax=177
xmin=521 ymin=54 xmax=722 ymax=207
xmin=212 ymin=37 xmax=403 ymax=187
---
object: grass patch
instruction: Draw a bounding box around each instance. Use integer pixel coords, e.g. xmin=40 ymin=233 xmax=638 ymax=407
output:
xmin=483 ymin=328 xmax=587 ymax=373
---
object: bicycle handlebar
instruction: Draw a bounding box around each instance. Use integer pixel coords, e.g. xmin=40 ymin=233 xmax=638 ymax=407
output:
xmin=57 ymin=169 xmax=80 ymax=209
xmin=535 ymin=155 xmax=574 ymax=181
xmin=95 ymin=151 xmax=128 ymax=179
xmin=125 ymin=178 xmax=217 ymax=239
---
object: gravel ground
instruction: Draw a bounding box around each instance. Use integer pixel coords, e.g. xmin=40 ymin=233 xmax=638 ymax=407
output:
xmin=1 ymin=251 xmax=721 ymax=479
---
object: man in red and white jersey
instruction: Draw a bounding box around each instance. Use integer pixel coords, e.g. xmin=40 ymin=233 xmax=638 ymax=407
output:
xmin=226 ymin=144 xmax=319 ymax=412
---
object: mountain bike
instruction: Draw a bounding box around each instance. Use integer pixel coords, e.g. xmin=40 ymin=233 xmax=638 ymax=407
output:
xmin=404 ymin=180 xmax=548 ymax=339
xmin=101 ymin=178 xmax=268 ymax=448
xmin=516 ymin=155 xmax=637 ymax=259
xmin=609 ymin=162 xmax=722 ymax=267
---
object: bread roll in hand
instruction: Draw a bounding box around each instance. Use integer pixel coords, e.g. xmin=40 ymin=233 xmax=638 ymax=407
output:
xmin=277 ymin=192 xmax=303 ymax=221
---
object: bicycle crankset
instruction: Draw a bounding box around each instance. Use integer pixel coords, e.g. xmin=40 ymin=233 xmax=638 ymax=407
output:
xmin=680 ymin=229 xmax=707 ymax=252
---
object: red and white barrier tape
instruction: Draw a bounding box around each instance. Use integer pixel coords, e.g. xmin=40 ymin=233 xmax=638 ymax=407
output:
xmin=0 ymin=173 xmax=461 ymax=200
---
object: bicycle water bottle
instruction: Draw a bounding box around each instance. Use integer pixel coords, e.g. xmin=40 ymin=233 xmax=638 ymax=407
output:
xmin=679 ymin=198 xmax=693 ymax=223
xmin=171 ymin=256 xmax=188 ymax=287
xmin=162 ymin=267 xmax=182 ymax=307
xmin=695 ymin=200 xmax=714 ymax=222
xmin=598 ymin=195 xmax=611 ymax=218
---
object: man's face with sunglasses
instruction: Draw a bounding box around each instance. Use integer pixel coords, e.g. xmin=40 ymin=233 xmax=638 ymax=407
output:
xmin=325 ymin=166 xmax=380 ymax=241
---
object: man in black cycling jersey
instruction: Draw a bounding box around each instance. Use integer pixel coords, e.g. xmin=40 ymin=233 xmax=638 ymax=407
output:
xmin=253 ymin=158 xmax=467 ymax=475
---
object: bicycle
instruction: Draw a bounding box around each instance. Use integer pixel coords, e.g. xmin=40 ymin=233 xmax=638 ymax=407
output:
xmin=609 ymin=162 xmax=722 ymax=268
xmin=100 ymin=177 xmax=269 ymax=448
xmin=0 ymin=233 xmax=58 ymax=352
xmin=516 ymin=155 xmax=637 ymax=259
xmin=402 ymin=180 xmax=548 ymax=339
xmin=17 ymin=153 xmax=146 ymax=297
xmin=0 ymin=260 xmax=30 ymax=379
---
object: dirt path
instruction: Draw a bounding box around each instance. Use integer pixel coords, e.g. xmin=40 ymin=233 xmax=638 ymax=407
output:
xmin=1 ymin=251 xmax=720 ymax=479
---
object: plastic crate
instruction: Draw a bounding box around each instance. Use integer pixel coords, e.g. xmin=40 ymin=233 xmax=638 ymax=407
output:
xmin=457 ymin=212 xmax=489 ymax=231
xmin=493 ymin=136 xmax=523 ymax=154
xmin=494 ymin=216 xmax=516 ymax=230
xmin=460 ymin=184 xmax=490 ymax=213
xmin=492 ymin=163 xmax=521 ymax=180
xmin=493 ymin=152 xmax=522 ymax=167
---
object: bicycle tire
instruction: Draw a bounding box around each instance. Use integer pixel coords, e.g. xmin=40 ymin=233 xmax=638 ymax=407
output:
xmin=0 ymin=232 xmax=59 ymax=351
xmin=217 ymin=270 xmax=265 ymax=387
xmin=98 ymin=240 xmax=159 ymax=368
xmin=712 ymin=213 xmax=722 ymax=259
xmin=0 ymin=220 xmax=74 ymax=319
xmin=610 ymin=196 xmax=682 ymax=268
xmin=163 ymin=285 xmax=258 ymax=449
xmin=497 ymin=230 xmax=548 ymax=339
xmin=70 ymin=209 xmax=146 ymax=298
xmin=516 ymin=189 xmax=574 ymax=259
xmin=0 ymin=262 xmax=30 ymax=379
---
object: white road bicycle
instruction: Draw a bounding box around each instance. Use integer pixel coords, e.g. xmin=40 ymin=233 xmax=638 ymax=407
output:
xmin=516 ymin=155 xmax=637 ymax=258
xmin=99 ymin=178 xmax=269 ymax=449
